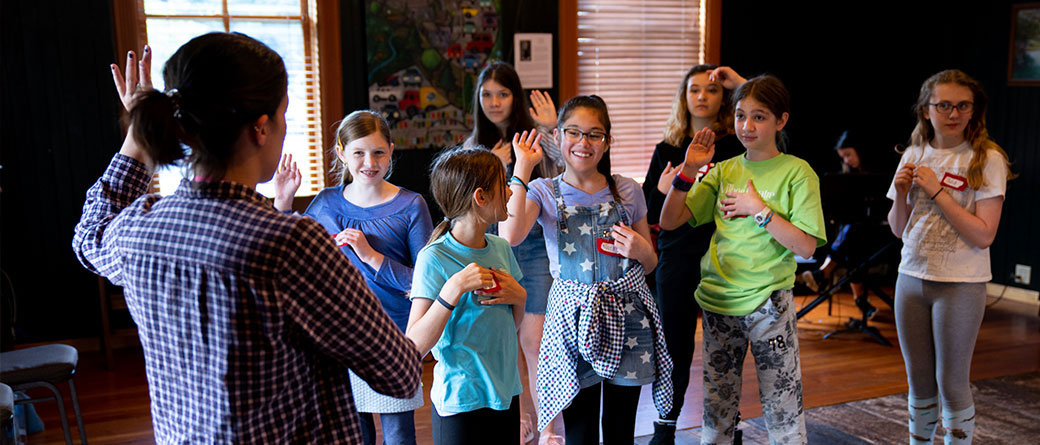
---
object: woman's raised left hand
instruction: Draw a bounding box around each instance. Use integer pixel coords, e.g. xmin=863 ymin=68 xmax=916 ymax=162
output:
xmin=529 ymin=90 xmax=558 ymax=128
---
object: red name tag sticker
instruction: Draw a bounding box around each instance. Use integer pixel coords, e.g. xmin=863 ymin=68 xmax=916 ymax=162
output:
xmin=940 ymin=172 xmax=968 ymax=191
xmin=482 ymin=273 xmax=501 ymax=293
xmin=334 ymin=234 xmax=348 ymax=247
xmin=696 ymin=162 xmax=715 ymax=181
xmin=596 ymin=238 xmax=624 ymax=257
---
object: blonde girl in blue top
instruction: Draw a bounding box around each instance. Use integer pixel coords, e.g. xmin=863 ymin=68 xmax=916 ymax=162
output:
xmin=405 ymin=145 xmax=528 ymax=444
xmin=500 ymin=96 xmax=673 ymax=444
xmin=660 ymin=75 xmax=826 ymax=445
xmin=274 ymin=110 xmax=433 ymax=445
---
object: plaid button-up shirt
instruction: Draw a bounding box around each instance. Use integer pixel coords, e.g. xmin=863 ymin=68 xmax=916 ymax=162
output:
xmin=73 ymin=154 xmax=421 ymax=443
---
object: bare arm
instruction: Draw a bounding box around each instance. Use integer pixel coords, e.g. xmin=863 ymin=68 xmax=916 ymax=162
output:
xmin=405 ymin=263 xmax=497 ymax=355
xmin=761 ymin=212 xmax=818 ymax=259
xmin=660 ymin=128 xmax=715 ymax=230
xmin=720 ymin=179 xmax=818 ymax=259
xmin=913 ymin=165 xmax=1004 ymax=249
xmin=499 ymin=131 xmax=543 ymax=246
xmin=887 ymin=163 xmax=915 ymax=238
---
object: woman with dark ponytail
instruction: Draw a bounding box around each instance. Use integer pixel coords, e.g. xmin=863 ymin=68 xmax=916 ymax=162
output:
xmin=72 ymin=33 xmax=421 ymax=443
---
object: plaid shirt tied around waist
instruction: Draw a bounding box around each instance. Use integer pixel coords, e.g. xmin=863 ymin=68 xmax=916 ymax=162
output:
xmin=536 ymin=263 xmax=673 ymax=431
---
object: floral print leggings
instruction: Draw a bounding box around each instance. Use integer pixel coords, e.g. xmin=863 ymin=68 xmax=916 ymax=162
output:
xmin=699 ymin=289 xmax=807 ymax=445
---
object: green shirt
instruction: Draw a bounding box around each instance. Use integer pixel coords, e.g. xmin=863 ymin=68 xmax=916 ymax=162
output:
xmin=685 ymin=153 xmax=826 ymax=316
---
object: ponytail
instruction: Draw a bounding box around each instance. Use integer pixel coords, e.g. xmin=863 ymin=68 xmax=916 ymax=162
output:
xmin=129 ymin=89 xmax=188 ymax=166
xmin=426 ymin=146 xmax=506 ymax=247
xmin=427 ymin=219 xmax=452 ymax=247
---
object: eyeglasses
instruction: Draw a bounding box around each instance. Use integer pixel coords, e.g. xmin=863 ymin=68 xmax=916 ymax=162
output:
xmin=928 ymin=101 xmax=974 ymax=115
xmin=562 ymin=128 xmax=608 ymax=144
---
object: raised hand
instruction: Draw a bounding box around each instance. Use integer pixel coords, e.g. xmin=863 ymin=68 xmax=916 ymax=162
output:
xmin=273 ymin=153 xmax=302 ymax=211
xmin=656 ymin=161 xmax=681 ymax=195
xmin=511 ymin=130 xmax=544 ymax=179
xmin=681 ymin=127 xmax=716 ymax=178
xmin=529 ymin=90 xmax=558 ymax=128
xmin=476 ymin=269 xmax=527 ymax=306
xmin=707 ymin=66 xmax=747 ymax=90
xmin=912 ymin=165 xmax=940 ymax=197
xmin=111 ymin=45 xmax=153 ymax=112
xmin=610 ymin=223 xmax=654 ymax=261
xmin=490 ymin=139 xmax=513 ymax=167
xmin=893 ymin=162 xmax=916 ymax=195
xmin=720 ymin=179 xmax=767 ymax=219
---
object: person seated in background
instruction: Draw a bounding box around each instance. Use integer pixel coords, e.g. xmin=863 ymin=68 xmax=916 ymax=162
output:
xmin=801 ymin=130 xmax=880 ymax=317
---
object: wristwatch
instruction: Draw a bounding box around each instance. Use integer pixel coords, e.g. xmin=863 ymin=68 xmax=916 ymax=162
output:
xmin=753 ymin=206 xmax=773 ymax=227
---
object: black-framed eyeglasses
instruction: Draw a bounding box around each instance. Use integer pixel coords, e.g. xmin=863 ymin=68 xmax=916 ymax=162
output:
xmin=928 ymin=101 xmax=974 ymax=115
xmin=562 ymin=128 xmax=608 ymax=144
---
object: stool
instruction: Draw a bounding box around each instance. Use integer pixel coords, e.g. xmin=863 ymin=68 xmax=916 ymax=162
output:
xmin=0 ymin=344 xmax=87 ymax=444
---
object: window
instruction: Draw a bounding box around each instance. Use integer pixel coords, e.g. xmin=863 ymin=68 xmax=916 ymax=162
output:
xmin=575 ymin=0 xmax=706 ymax=182
xmin=133 ymin=0 xmax=327 ymax=197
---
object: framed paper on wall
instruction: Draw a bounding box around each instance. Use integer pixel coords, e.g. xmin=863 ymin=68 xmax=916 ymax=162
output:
xmin=1009 ymin=2 xmax=1040 ymax=85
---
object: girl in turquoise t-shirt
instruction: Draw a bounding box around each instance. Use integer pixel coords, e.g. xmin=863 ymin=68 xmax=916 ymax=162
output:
xmin=405 ymin=145 xmax=529 ymax=444
xmin=660 ymin=74 xmax=826 ymax=444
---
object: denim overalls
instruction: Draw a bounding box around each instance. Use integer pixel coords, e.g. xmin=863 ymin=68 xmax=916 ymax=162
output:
xmin=535 ymin=175 xmax=673 ymax=431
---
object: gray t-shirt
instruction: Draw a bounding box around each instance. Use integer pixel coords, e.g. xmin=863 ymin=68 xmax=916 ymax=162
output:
xmin=526 ymin=175 xmax=648 ymax=278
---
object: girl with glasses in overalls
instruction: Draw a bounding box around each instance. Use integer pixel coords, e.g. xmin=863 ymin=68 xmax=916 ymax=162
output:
xmin=500 ymin=95 xmax=673 ymax=444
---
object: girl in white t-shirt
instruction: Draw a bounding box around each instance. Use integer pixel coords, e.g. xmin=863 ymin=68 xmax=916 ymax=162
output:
xmin=887 ymin=69 xmax=1012 ymax=445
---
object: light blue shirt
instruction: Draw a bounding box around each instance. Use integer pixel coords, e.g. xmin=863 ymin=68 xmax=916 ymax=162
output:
xmin=411 ymin=232 xmax=524 ymax=413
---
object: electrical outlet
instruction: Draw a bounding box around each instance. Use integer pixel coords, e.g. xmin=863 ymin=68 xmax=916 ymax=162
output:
xmin=1014 ymin=264 xmax=1031 ymax=286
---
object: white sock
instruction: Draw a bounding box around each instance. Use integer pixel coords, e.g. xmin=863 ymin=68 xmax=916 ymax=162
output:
xmin=908 ymin=394 xmax=940 ymax=443
xmin=943 ymin=404 xmax=976 ymax=444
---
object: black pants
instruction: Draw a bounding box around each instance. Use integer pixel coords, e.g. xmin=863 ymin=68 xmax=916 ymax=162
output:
xmin=431 ymin=395 xmax=519 ymax=445
xmin=655 ymin=247 xmax=701 ymax=420
xmin=562 ymin=382 xmax=642 ymax=445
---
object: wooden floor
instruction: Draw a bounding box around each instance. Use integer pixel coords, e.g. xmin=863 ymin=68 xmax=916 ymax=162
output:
xmin=23 ymin=290 xmax=1040 ymax=444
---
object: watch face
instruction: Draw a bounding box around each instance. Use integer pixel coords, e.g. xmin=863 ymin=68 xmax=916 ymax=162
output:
xmin=754 ymin=214 xmax=765 ymax=224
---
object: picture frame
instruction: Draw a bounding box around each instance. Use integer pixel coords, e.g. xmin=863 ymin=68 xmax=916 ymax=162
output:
xmin=1009 ymin=2 xmax=1040 ymax=85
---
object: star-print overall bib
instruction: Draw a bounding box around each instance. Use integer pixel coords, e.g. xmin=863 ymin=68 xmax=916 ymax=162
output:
xmin=536 ymin=175 xmax=673 ymax=432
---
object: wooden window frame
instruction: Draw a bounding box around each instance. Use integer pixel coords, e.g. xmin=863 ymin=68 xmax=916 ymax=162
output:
xmin=110 ymin=0 xmax=343 ymax=193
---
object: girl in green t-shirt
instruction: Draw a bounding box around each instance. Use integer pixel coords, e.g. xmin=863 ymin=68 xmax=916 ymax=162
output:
xmin=660 ymin=74 xmax=826 ymax=444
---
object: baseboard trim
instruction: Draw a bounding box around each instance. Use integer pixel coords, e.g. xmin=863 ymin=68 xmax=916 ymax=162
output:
xmin=987 ymin=282 xmax=1040 ymax=307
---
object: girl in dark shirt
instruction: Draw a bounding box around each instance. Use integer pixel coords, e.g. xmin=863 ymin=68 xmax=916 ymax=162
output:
xmin=641 ymin=64 xmax=746 ymax=444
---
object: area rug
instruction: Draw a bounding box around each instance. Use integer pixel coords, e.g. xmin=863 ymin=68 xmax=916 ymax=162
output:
xmin=636 ymin=372 xmax=1040 ymax=444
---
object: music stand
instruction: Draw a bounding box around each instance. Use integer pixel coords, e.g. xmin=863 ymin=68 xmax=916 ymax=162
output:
xmin=796 ymin=173 xmax=896 ymax=346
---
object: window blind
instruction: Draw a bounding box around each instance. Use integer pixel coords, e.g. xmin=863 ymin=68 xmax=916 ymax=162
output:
xmin=576 ymin=0 xmax=705 ymax=182
xmin=139 ymin=0 xmax=325 ymax=197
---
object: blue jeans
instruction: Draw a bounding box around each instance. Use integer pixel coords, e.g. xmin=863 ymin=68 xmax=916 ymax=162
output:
xmin=359 ymin=411 xmax=416 ymax=445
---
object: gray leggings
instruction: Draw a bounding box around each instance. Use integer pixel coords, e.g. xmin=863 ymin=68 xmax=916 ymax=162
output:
xmin=894 ymin=273 xmax=985 ymax=410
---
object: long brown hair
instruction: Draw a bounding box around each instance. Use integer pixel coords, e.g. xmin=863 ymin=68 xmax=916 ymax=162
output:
xmin=909 ymin=69 xmax=1012 ymax=189
xmin=467 ymin=61 xmax=558 ymax=179
xmin=330 ymin=110 xmax=393 ymax=185
xmin=426 ymin=145 xmax=507 ymax=246
xmin=663 ymin=64 xmax=735 ymax=147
